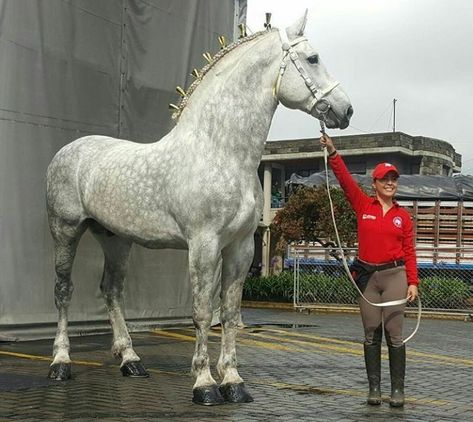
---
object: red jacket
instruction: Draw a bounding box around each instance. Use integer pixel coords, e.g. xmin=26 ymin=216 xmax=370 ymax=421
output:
xmin=329 ymin=153 xmax=419 ymax=286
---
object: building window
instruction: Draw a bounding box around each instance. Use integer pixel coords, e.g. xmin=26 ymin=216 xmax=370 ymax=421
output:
xmin=442 ymin=165 xmax=451 ymax=176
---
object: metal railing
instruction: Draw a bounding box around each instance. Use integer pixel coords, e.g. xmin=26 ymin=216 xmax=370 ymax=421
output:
xmin=288 ymin=245 xmax=473 ymax=313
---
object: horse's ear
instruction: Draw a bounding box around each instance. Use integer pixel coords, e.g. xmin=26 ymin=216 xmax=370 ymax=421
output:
xmin=286 ymin=9 xmax=308 ymax=39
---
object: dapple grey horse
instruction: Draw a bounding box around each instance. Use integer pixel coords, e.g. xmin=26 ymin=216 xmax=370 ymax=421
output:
xmin=46 ymin=12 xmax=353 ymax=405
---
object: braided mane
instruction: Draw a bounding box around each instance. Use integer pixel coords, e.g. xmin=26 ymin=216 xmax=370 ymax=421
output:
xmin=172 ymin=29 xmax=275 ymax=120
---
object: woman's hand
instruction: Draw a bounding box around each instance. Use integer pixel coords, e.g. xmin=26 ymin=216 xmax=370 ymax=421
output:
xmin=319 ymin=133 xmax=336 ymax=155
xmin=406 ymin=285 xmax=418 ymax=302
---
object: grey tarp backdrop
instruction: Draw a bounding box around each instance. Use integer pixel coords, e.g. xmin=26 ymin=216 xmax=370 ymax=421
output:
xmin=0 ymin=0 xmax=246 ymax=339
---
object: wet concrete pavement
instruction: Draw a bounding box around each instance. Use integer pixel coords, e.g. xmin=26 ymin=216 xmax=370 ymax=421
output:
xmin=0 ymin=307 xmax=472 ymax=421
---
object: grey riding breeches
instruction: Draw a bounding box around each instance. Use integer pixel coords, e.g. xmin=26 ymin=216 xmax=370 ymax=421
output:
xmin=358 ymin=266 xmax=408 ymax=347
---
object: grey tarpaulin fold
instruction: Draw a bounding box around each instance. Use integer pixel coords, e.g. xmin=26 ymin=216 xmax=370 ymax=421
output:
xmin=0 ymin=0 xmax=241 ymax=339
xmin=287 ymin=171 xmax=473 ymax=200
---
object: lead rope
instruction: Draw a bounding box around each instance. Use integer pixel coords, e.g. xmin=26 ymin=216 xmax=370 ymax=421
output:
xmin=320 ymin=122 xmax=421 ymax=343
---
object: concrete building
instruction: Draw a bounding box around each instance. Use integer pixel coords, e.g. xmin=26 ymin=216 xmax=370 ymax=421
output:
xmin=256 ymin=131 xmax=462 ymax=276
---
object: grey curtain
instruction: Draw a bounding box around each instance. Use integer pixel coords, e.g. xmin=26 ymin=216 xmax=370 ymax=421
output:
xmin=0 ymin=0 xmax=241 ymax=339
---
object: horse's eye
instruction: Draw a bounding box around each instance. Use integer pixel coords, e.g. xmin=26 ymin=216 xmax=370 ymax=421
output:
xmin=307 ymin=55 xmax=319 ymax=64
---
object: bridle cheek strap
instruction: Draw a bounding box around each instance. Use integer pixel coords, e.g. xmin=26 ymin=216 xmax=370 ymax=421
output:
xmin=274 ymin=28 xmax=339 ymax=114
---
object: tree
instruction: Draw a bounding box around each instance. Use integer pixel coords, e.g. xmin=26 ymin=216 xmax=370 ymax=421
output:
xmin=271 ymin=185 xmax=358 ymax=252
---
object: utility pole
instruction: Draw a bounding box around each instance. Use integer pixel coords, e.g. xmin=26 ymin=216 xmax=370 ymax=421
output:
xmin=393 ymin=98 xmax=397 ymax=132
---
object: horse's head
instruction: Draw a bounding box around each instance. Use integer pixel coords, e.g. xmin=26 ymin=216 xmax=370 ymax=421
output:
xmin=275 ymin=11 xmax=353 ymax=129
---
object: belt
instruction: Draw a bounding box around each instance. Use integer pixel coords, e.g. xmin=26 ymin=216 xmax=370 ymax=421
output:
xmin=359 ymin=259 xmax=405 ymax=272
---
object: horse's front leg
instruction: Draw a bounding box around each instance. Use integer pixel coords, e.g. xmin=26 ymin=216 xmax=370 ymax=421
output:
xmin=189 ymin=239 xmax=224 ymax=405
xmin=217 ymin=236 xmax=254 ymax=403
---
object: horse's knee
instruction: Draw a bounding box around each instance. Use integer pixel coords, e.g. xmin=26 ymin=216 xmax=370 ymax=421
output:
xmin=193 ymin=311 xmax=213 ymax=331
xmin=192 ymin=299 xmax=214 ymax=326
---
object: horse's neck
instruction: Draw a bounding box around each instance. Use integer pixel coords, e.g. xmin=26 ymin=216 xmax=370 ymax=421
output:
xmin=171 ymin=32 xmax=281 ymax=171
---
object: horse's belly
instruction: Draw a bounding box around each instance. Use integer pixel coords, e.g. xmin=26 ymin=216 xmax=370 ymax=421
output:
xmin=89 ymin=206 xmax=187 ymax=249
xmin=135 ymin=236 xmax=188 ymax=250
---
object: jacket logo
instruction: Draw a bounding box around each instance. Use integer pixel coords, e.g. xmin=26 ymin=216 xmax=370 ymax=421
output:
xmin=393 ymin=216 xmax=403 ymax=228
xmin=362 ymin=214 xmax=376 ymax=220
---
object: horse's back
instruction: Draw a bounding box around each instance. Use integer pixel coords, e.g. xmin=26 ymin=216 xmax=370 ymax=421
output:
xmin=49 ymin=135 xmax=130 ymax=169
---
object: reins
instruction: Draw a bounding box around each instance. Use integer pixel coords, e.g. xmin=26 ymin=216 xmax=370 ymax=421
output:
xmin=320 ymin=121 xmax=421 ymax=343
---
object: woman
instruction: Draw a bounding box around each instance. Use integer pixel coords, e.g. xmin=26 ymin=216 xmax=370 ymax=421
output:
xmin=320 ymin=133 xmax=419 ymax=407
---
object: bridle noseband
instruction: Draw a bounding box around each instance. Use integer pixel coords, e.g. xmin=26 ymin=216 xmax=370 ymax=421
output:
xmin=274 ymin=28 xmax=340 ymax=116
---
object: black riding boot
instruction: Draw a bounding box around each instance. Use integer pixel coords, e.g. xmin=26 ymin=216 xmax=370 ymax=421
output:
xmin=388 ymin=344 xmax=406 ymax=407
xmin=364 ymin=342 xmax=381 ymax=405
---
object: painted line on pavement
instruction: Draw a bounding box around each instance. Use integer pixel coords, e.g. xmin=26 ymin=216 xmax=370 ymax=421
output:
xmin=153 ymin=328 xmax=472 ymax=369
xmin=0 ymin=334 xmax=455 ymax=410
xmin=0 ymin=350 xmax=103 ymax=366
xmin=151 ymin=329 xmax=307 ymax=353
xmin=250 ymin=328 xmax=473 ymax=367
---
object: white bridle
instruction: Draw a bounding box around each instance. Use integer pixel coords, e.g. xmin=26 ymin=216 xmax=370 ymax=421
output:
xmin=274 ymin=28 xmax=340 ymax=114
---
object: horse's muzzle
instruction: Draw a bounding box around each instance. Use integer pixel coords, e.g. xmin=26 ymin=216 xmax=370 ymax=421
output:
xmin=339 ymin=105 xmax=353 ymax=129
xmin=322 ymin=104 xmax=353 ymax=129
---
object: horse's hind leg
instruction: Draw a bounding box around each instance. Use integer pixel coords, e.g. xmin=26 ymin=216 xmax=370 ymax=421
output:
xmin=90 ymin=224 xmax=148 ymax=377
xmin=217 ymin=235 xmax=254 ymax=402
xmin=48 ymin=219 xmax=87 ymax=380
xmin=188 ymin=238 xmax=224 ymax=405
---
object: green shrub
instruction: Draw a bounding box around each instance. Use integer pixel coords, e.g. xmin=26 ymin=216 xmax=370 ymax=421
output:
xmin=297 ymin=273 xmax=357 ymax=304
xmin=243 ymin=271 xmax=293 ymax=302
xmin=243 ymin=271 xmax=357 ymax=304
xmin=244 ymin=273 xmax=472 ymax=309
xmin=419 ymin=276 xmax=471 ymax=309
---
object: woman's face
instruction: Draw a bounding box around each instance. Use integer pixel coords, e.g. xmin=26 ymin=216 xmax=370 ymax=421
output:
xmin=372 ymin=171 xmax=398 ymax=200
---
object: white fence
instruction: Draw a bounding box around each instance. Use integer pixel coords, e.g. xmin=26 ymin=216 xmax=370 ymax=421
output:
xmin=289 ymin=245 xmax=473 ymax=313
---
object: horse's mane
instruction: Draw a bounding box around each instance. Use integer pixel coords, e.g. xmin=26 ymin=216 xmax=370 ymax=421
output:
xmin=172 ymin=29 xmax=275 ymax=121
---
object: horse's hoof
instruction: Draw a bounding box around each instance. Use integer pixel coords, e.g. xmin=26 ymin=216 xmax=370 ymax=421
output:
xmin=192 ymin=384 xmax=225 ymax=406
xmin=120 ymin=361 xmax=149 ymax=377
xmin=48 ymin=362 xmax=71 ymax=380
xmin=219 ymin=382 xmax=254 ymax=403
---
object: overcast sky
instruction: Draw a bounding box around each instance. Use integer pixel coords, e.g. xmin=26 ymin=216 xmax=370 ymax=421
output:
xmin=246 ymin=0 xmax=473 ymax=173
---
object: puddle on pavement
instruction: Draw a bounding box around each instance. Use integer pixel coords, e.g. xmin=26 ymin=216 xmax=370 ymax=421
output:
xmin=243 ymin=323 xmax=319 ymax=333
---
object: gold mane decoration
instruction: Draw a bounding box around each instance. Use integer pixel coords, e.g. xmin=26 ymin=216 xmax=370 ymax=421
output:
xmin=170 ymin=28 xmax=272 ymax=120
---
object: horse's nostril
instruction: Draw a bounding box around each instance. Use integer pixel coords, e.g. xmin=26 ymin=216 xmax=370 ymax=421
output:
xmin=346 ymin=105 xmax=354 ymax=119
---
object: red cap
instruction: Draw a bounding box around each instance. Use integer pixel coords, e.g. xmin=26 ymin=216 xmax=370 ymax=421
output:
xmin=372 ymin=162 xmax=399 ymax=180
